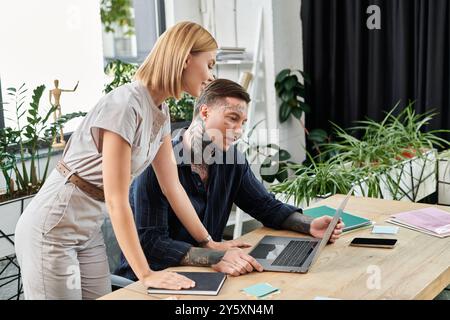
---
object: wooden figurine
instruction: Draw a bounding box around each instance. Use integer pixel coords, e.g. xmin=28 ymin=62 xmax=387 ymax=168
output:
xmin=49 ymin=79 xmax=78 ymax=148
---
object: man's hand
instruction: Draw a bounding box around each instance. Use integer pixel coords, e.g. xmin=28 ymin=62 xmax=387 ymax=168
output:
xmin=211 ymin=248 xmax=263 ymax=276
xmin=206 ymin=239 xmax=252 ymax=251
xmin=310 ymin=216 xmax=345 ymax=243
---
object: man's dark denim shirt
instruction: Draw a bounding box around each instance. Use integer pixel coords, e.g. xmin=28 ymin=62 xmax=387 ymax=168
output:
xmin=115 ymin=128 xmax=302 ymax=280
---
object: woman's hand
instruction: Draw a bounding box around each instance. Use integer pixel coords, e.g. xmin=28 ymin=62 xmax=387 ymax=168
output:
xmin=206 ymin=239 xmax=252 ymax=251
xmin=142 ymin=270 xmax=196 ymax=290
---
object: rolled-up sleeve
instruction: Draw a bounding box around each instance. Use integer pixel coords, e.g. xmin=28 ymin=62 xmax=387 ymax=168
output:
xmin=89 ymin=93 xmax=140 ymax=152
xmin=233 ymin=159 xmax=302 ymax=229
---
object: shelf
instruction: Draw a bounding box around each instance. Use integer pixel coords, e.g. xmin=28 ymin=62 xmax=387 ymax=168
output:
xmin=215 ymin=60 xmax=253 ymax=65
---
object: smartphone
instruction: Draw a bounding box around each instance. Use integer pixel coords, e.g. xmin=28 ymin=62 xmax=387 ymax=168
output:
xmin=350 ymin=237 xmax=397 ymax=249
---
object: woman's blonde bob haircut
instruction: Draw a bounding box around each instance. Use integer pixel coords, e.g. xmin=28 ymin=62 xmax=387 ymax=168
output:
xmin=135 ymin=21 xmax=218 ymax=99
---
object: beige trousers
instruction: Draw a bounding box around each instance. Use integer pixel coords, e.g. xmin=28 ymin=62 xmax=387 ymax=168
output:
xmin=14 ymin=170 xmax=111 ymax=299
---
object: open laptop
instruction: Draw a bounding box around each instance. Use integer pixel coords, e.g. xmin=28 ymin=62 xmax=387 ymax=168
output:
xmin=249 ymin=189 xmax=353 ymax=273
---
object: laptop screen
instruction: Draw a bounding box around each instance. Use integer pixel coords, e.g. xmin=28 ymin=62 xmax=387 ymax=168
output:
xmin=307 ymin=188 xmax=353 ymax=268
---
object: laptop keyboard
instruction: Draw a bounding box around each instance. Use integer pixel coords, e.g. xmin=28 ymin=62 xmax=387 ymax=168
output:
xmin=271 ymin=241 xmax=317 ymax=267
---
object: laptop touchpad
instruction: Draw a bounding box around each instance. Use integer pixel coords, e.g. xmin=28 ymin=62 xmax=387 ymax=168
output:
xmin=251 ymin=243 xmax=285 ymax=260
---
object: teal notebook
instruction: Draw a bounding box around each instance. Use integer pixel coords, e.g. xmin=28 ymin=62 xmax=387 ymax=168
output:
xmin=304 ymin=205 xmax=372 ymax=232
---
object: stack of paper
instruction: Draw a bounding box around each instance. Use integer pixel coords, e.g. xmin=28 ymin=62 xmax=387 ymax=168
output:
xmin=216 ymin=47 xmax=250 ymax=61
xmin=386 ymin=207 xmax=450 ymax=238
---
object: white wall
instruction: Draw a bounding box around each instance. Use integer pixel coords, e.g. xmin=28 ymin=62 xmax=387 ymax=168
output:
xmin=271 ymin=0 xmax=306 ymax=163
xmin=164 ymin=0 xmax=306 ymax=163
xmin=165 ymin=0 xmax=203 ymax=27
xmin=0 ymin=0 xmax=105 ymax=133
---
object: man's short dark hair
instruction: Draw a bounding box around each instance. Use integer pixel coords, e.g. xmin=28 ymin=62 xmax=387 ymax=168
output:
xmin=193 ymin=78 xmax=251 ymax=118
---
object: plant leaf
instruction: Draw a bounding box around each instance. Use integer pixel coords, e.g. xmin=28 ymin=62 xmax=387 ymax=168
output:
xmin=308 ymin=129 xmax=328 ymax=143
xmin=299 ymin=102 xmax=311 ymax=113
xmin=291 ymin=107 xmax=303 ymax=119
xmin=276 ymin=69 xmax=291 ymax=83
xmin=275 ymin=149 xmax=291 ymax=161
xmin=279 ymin=102 xmax=292 ymax=123
xmin=284 ymin=76 xmax=298 ymax=91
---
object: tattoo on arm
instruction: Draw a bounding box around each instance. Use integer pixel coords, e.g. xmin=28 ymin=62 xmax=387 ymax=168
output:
xmin=180 ymin=247 xmax=225 ymax=266
xmin=281 ymin=212 xmax=314 ymax=235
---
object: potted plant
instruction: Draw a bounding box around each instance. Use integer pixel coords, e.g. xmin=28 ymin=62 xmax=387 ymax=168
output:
xmin=275 ymin=69 xmax=330 ymax=160
xmin=104 ymin=59 xmax=138 ymax=94
xmin=269 ymin=103 xmax=449 ymax=206
xmin=166 ymin=93 xmax=195 ymax=131
xmin=269 ymin=155 xmax=360 ymax=208
xmin=325 ymin=104 xmax=448 ymax=202
xmin=0 ymin=83 xmax=85 ymax=258
xmin=100 ymin=0 xmax=134 ymax=36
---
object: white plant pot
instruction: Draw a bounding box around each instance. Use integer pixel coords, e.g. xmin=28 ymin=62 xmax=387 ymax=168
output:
xmin=412 ymin=150 xmax=437 ymax=201
xmin=0 ymin=195 xmax=34 ymax=259
xmin=438 ymin=152 xmax=450 ymax=205
xmin=353 ymin=176 xmax=370 ymax=197
xmin=379 ymin=157 xmax=414 ymax=201
xmin=353 ymin=150 xmax=437 ymax=202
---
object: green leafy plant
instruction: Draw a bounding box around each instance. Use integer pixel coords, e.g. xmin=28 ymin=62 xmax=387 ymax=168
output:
xmin=100 ymin=0 xmax=134 ymax=36
xmin=258 ymin=145 xmax=292 ymax=183
xmin=275 ymin=69 xmax=310 ymax=122
xmin=275 ymin=69 xmax=330 ymax=159
xmin=270 ymin=103 xmax=450 ymax=204
xmin=324 ymin=102 xmax=450 ymax=169
xmin=104 ymin=59 xmax=138 ymax=94
xmin=269 ymin=155 xmax=361 ymax=206
xmin=385 ymin=104 xmax=449 ymax=154
xmin=166 ymin=93 xmax=195 ymax=122
xmin=0 ymin=84 xmax=85 ymax=201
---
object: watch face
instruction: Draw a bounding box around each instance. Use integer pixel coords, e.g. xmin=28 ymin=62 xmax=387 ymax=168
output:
xmin=199 ymin=235 xmax=212 ymax=247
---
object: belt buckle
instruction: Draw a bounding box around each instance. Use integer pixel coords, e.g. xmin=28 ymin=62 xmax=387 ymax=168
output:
xmin=59 ymin=161 xmax=77 ymax=184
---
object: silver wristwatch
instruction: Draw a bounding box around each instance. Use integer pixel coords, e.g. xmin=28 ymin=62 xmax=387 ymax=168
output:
xmin=198 ymin=234 xmax=212 ymax=247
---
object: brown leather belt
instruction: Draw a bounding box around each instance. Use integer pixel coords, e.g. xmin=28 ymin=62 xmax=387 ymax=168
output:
xmin=56 ymin=160 xmax=105 ymax=202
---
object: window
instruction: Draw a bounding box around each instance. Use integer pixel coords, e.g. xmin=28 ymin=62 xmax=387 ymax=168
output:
xmin=102 ymin=0 xmax=166 ymax=64
xmin=0 ymin=0 xmax=166 ymax=130
xmin=0 ymin=0 xmax=106 ymax=132
xmin=0 ymin=78 xmax=4 ymax=129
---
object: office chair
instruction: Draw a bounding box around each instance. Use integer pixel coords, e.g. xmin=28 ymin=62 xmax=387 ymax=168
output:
xmin=101 ymin=217 xmax=134 ymax=291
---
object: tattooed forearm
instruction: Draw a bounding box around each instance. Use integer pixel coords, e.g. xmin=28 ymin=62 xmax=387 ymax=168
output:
xmin=281 ymin=212 xmax=314 ymax=235
xmin=180 ymin=247 xmax=226 ymax=266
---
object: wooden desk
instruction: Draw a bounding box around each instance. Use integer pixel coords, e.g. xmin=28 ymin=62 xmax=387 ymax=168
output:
xmin=99 ymin=195 xmax=450 ymax=300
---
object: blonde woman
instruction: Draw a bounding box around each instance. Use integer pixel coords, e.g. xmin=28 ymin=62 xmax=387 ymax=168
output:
xmin=15 ymin=21 xmax=240 ymax=300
